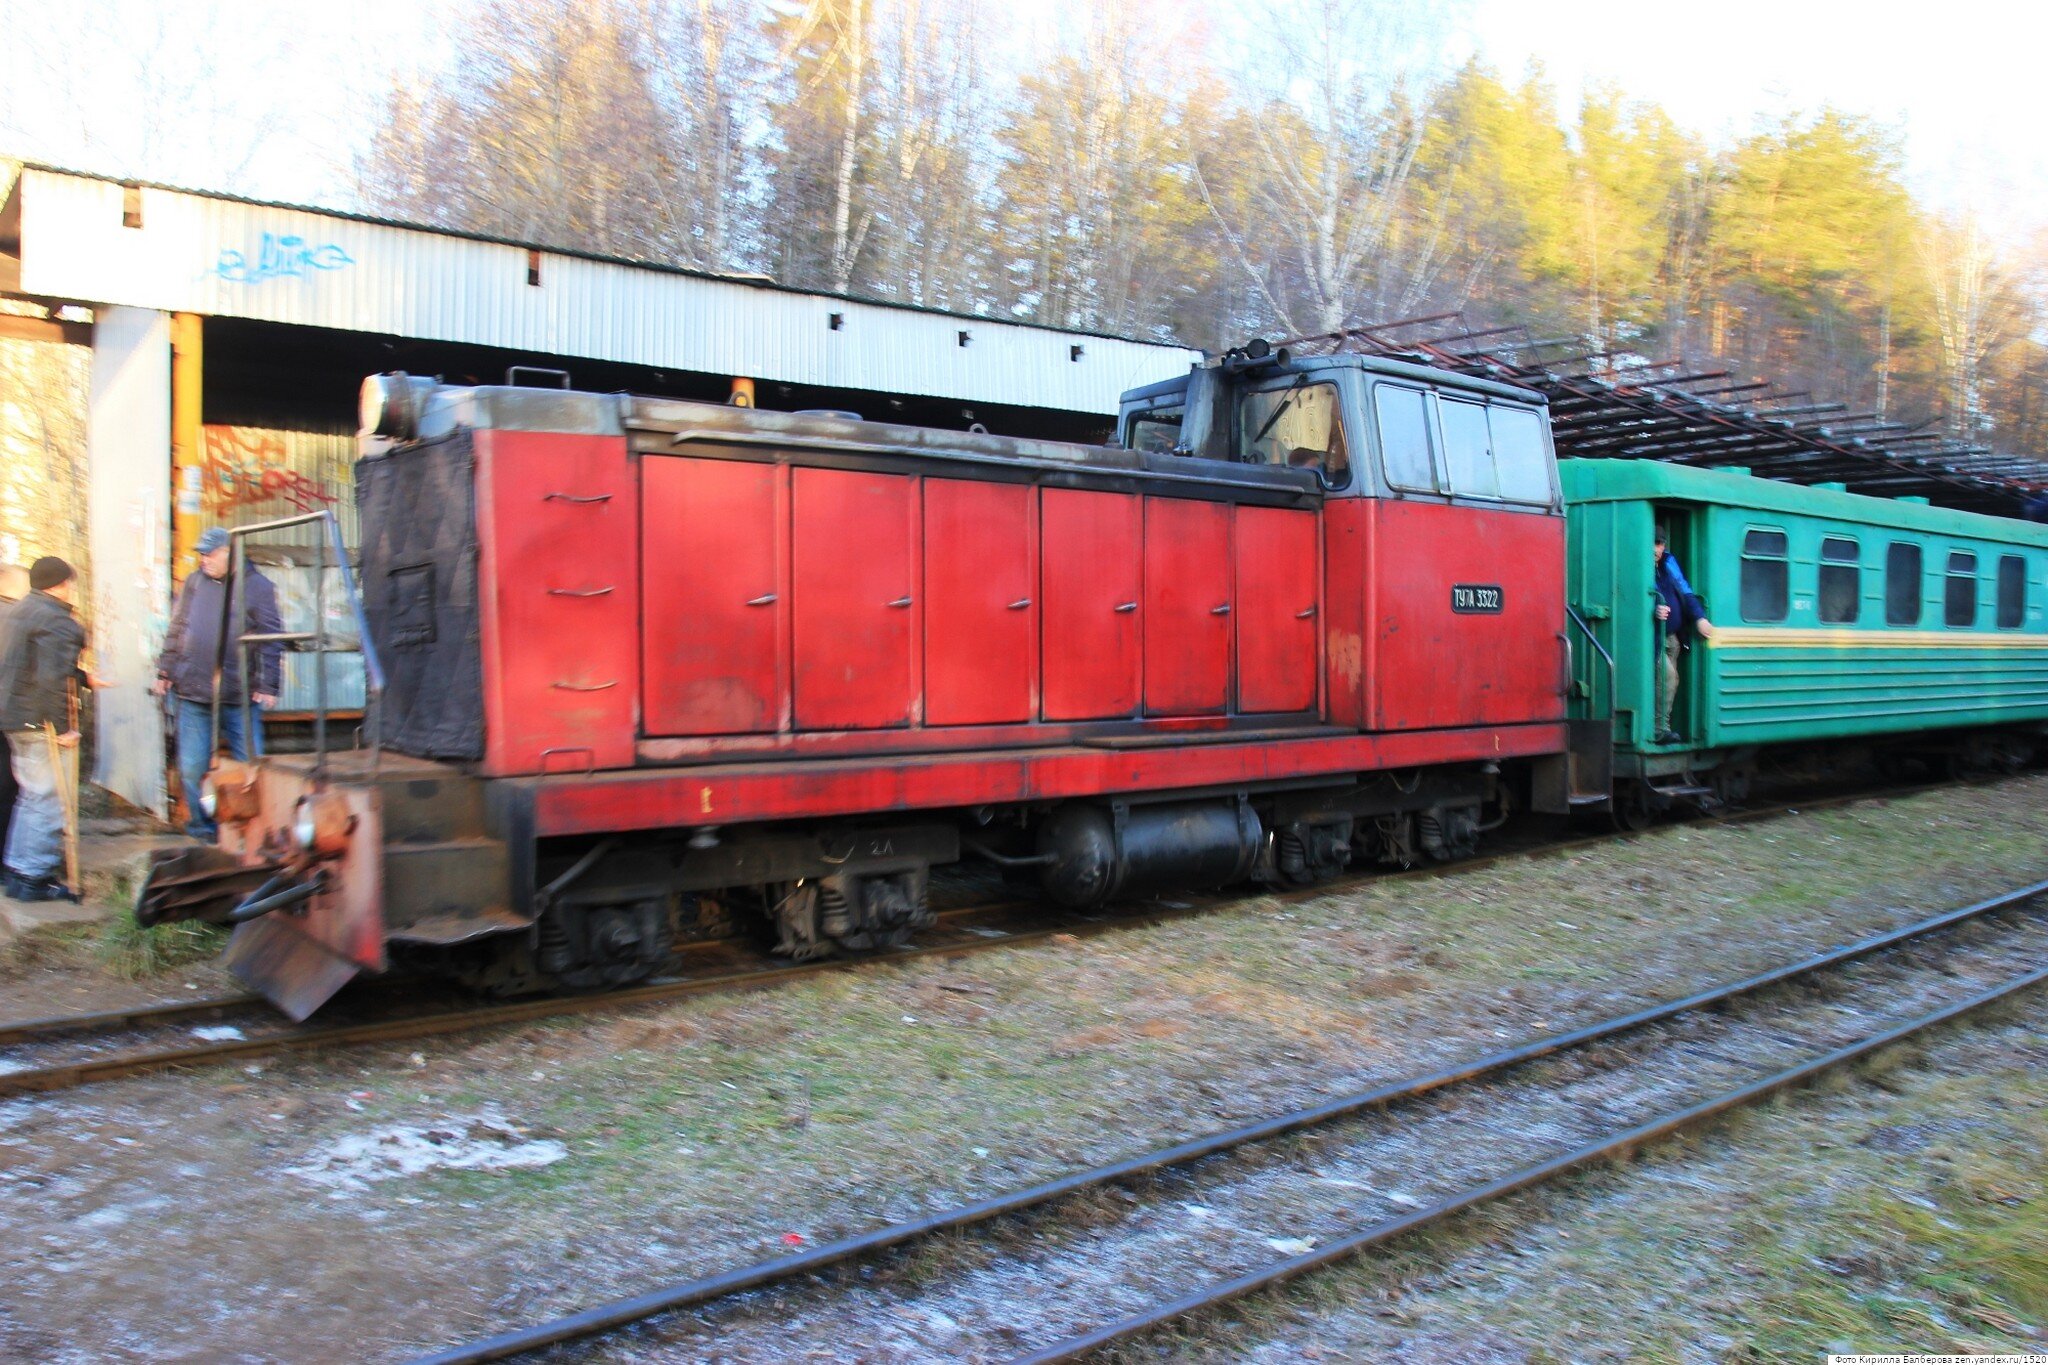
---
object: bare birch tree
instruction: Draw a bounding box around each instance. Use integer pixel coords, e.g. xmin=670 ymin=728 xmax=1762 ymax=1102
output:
xmin=356 ymin=0 xmax=685 ymax=262
xmin=1195 ymin=0 xmax=1463 ymax=339
xmin=1921 ymin=213 xmax=2027 ymax=438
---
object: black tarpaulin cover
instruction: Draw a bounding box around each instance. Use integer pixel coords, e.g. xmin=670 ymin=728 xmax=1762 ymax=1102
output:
xmin=355 ymin=429 xmax=485 ymax=760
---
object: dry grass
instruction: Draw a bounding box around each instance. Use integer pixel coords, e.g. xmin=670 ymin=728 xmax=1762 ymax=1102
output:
xmin=8 ymin=775 xmax=2048 ymax=1363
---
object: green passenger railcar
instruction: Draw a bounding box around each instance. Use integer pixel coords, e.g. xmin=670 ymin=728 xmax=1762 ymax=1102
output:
xmin=1560 ymin=459 xmax=2048 ymax=804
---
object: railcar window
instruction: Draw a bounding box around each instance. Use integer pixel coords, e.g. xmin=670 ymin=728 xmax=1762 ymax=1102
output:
xmin=1740 ymin=529 xmax=1789 ymax=622
xmin=1374 ymin=384 xmax=1437 ymax=492
xmin=1487 ymin=405 xmax=1554 ymax=503
xmin=1438 ymin=398 xmax=1499 ymax=498
xmin=1885 ymin=542 xmax=1922 ymax=625
xmin=1818 ymin=536 xmax=1860 ymax=624
xmin=1128 ymin=406 xmax=1184 ymax=455
xmin=1945 ymin=551 xmax=1978 ymax=627
xmin=1997 ymin=554 xmax=2026 ymax=629
xmin=1239 ymin=382 xmax=1349 ymax=485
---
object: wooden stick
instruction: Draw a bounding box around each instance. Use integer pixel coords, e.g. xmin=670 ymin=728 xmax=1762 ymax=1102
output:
xmin=64 ymin=683 xmax=80 ymax=899
xmin=43 ymin=724 xmax=78 ymax=900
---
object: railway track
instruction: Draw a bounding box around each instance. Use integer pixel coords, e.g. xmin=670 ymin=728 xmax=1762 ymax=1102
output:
xmin=404 ymin=873 xmax=2048 ymax=1364
xmin=0 ymin=775 xmax=1963 ymax=1100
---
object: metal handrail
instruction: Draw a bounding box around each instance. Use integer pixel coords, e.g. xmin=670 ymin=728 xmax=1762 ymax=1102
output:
xmin=1564 ymin=604 xmax=1615 ymax=715
xmin=210 ymin=510 xmax=384 ymax=778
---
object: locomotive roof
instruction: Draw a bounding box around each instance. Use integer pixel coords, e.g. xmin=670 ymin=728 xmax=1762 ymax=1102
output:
xmin=1118 ymin=352 xmax=1550 ymax=408
xmin=401 ymin=381 xmax=1324 ymax=502
xmin=1559 ymin=458 xmax=2048 ymax=547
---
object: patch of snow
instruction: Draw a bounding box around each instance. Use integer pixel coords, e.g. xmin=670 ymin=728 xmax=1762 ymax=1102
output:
xmin=191 ymin=1025 xmax=245 ymax=1041
xmin=288 ymin=1112 xmax=566 ymax=1192
xmin=0 ymin=1058 xmax=28 ymax=1076
xmin=1265 ymin=1236 xmax=1317 ymax=1255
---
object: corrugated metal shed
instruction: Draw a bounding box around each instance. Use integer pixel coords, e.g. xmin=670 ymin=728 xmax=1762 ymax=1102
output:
xmin=198 ymin=424 xmax=357 ymax=548
xmin=6 ymin=167 xmax=1201 ymax=416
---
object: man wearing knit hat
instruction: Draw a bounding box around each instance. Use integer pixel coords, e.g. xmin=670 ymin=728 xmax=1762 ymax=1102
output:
xmin=154 ymin=527 xmax=284 ymax=840
xmin=0 ymin=557 xmax=87 ymax=900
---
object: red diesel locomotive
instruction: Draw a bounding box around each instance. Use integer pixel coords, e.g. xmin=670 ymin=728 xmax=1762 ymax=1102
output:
xmin=141 ymin=343 xmax=1575 ymax=1017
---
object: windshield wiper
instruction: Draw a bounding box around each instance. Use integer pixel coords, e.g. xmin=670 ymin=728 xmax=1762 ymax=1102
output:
xmin=1251 ymin=373 xmax=1312 ymax=445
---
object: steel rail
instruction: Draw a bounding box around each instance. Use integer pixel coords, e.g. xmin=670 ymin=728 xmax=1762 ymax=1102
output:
xmin=0 ymin=777 xmax=1959 ymax=1099
xmin=0 ymin=993 xmax=265 ymax=1046
xmin=1015 ymin=961 xmax=2048 ymax=1364
xmin=0 ymin=907 xmax=1069 ymax=1098
xmin=402 ymin=875 xmax=2048 ymax=1365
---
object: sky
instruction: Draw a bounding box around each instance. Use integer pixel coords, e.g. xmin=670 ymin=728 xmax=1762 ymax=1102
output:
xmin=4 ymin=0 xmax=2047 ymax=249
xmin=1468 ymin=0 xmax=2048 ymax=244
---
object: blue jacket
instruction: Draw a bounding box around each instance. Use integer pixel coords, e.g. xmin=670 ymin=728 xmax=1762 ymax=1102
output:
xmin=1654 ymin=551 xmax=1705 ymax=643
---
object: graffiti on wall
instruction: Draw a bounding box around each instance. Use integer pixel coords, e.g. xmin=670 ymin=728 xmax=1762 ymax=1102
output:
xmin=199 ymin=426 xmax=340 ymax=518
xmin=208 ymin=232 xmax=355 ymax=285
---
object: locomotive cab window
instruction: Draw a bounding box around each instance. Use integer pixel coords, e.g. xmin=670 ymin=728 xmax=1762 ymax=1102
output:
xmin=1885 ymin=542 xmax=1923 ymax=625
xmin=1740 ymin=528 xmax=1789 ymax=622
xmin=1945 ymin=551 xmax=1978 ymax=627
xmin=1127 ymin=405 xmax=1184 ymax=455
xmin=1818 ymin=536 xmax=1860 ymax=624
xmin=1997 ymin=554 xmax=2026 ymax=629
xmin=1374 ymin=383 xmax=1438 ymax=492
xmin=1486 ymin=405 xmax=1554 ymax=504
xmin=1437 ymin=396 xmax=1551 ymax=504
xmin=1239 ymin=381 xmax=1349 ymax=486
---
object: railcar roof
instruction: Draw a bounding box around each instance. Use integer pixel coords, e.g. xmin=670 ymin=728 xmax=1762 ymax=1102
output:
xmin=1559 ymin=458 xmax=2048 ymax=547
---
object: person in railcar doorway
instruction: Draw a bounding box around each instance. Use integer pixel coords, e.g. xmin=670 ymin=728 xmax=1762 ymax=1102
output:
xmin=0 ymin=557 xmax=87 ymax=900
xmin=154 ymin=527 xmax=284 ymax=840
xmin=1653 ymin=525 xmax=1713 ymax=745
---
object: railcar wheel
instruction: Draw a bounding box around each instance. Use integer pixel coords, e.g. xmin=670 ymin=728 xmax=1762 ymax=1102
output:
xmin=1710 ymin=763 xmax=1754 ymax=809
xmin=1609 ymin=781 xmax=1655 ymax=832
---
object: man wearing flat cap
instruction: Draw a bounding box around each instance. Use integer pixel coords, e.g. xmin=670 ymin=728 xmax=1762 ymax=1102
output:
xmin=155 ymin=528 xmax=284 ymax=840
xmin=0 ymin=557 xmax=88 ymax=899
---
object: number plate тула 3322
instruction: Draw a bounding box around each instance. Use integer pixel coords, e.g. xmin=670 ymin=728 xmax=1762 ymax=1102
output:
xmin=1450 ymin=584 xmax=1503 ymax=614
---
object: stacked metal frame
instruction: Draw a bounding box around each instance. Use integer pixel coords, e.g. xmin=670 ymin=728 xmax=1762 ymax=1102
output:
xmin=1281 ymin=314 xmax=2048 ymax=519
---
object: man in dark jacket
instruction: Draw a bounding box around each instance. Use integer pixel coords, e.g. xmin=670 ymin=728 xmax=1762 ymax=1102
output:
xmin=0 ymin=557 xmax=87 ymax=899
xmin=0 ymin=564 xmax=28 ymax=858
xmin=154 ymin=527 xmax=284 ymax=839
xmin=1652 ymin=526 xmax=1714 ymax=745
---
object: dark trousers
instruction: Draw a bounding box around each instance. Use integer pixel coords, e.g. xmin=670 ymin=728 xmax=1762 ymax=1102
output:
xmin=0 ymin=740 xmax=15 ymax=855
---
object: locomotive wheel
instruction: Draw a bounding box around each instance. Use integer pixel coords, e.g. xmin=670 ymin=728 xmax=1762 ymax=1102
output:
xmin=536 ymin=900 xmax=672 ymax=991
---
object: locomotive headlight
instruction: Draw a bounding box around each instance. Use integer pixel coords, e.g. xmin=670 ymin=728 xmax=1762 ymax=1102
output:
xmin=203 ymin=759 xmax=259 ymax=824
xmin=293 ymin=791 xmax=357 ymax=857
xmin=359 ymin=372 xmax=428 ymax=443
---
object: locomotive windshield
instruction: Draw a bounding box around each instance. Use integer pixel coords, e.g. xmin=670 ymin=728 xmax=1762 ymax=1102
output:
xmin=1238 ymin=381 xmax=1349 ymax=485
xmin=1128 ymin=405 xmax=1184 ymax=454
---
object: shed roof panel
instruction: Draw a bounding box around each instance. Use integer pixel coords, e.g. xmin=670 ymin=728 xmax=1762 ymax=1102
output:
xmin=9 ymin=168 xmax=1199 ymax=415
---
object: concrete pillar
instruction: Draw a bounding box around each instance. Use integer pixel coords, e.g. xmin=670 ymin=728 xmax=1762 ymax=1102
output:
xmin=88 ymin=306 xmax=172 ymax=816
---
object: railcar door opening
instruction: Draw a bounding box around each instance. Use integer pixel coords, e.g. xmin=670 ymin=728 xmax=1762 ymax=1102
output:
xmin=1653 ymin=503 xmax=1706 ymax=744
